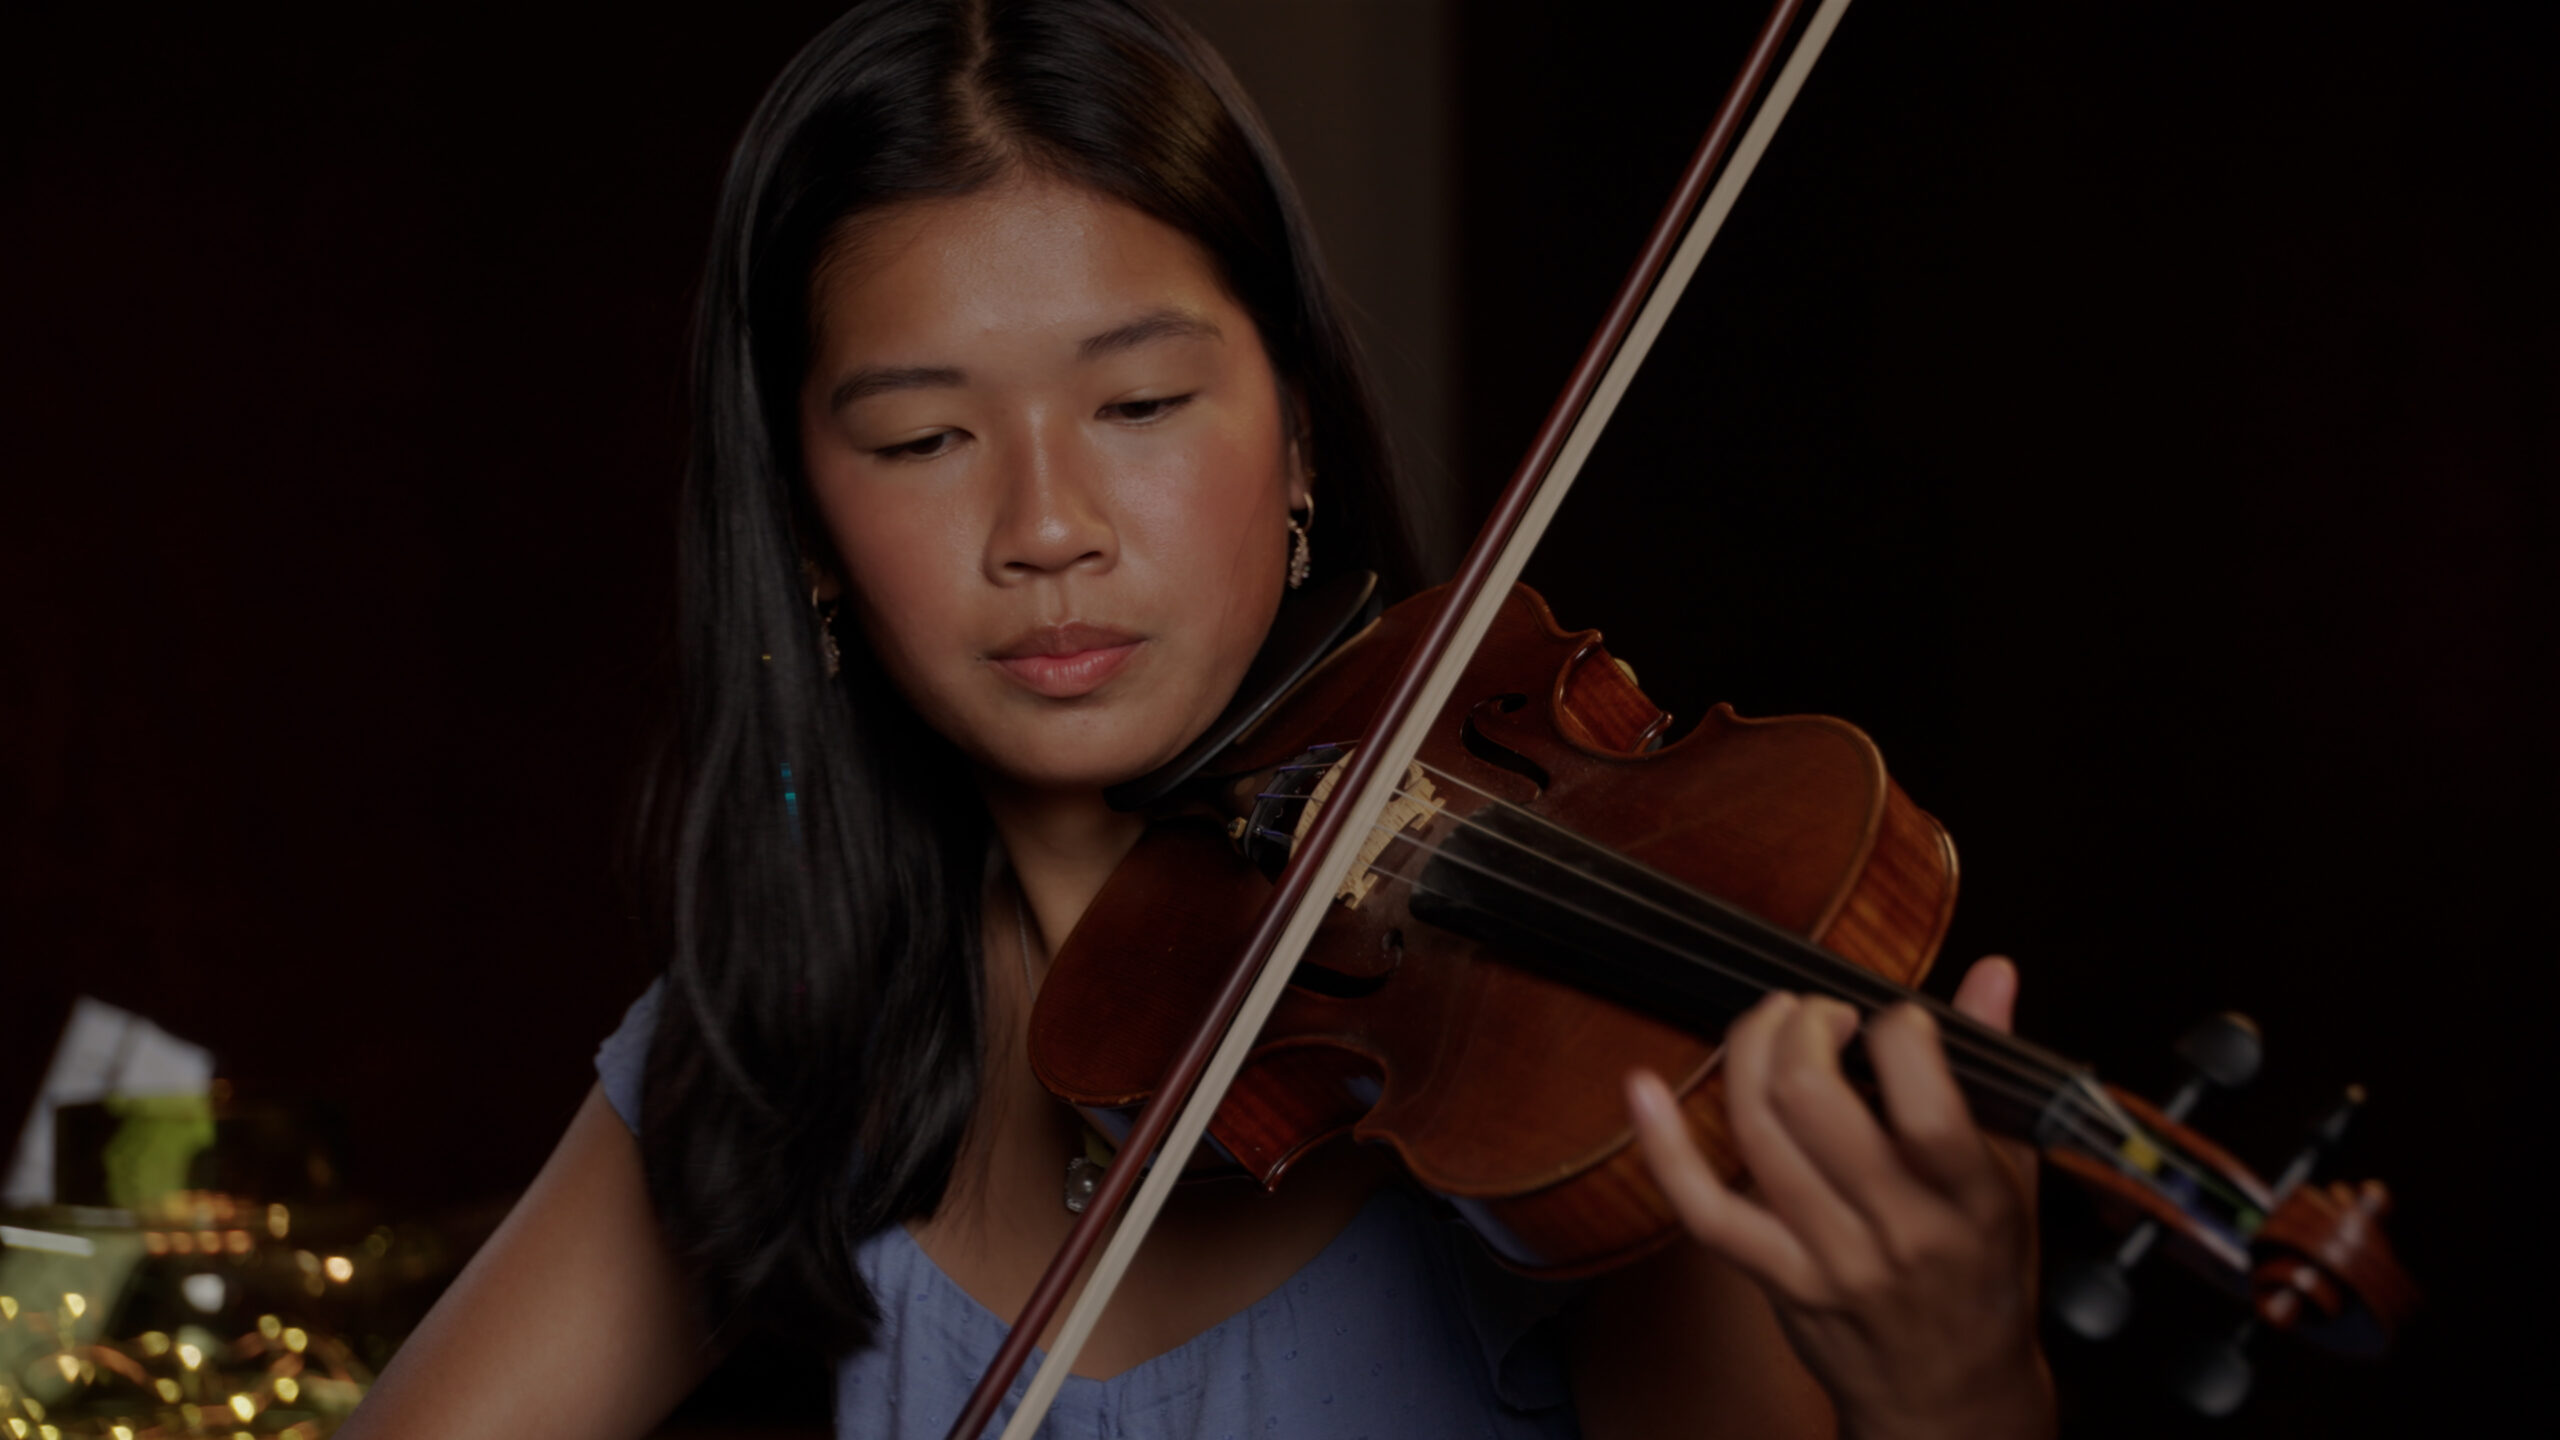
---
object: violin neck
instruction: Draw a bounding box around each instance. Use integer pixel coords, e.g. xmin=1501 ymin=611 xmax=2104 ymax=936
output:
xmin=1405 ymin=802 xmax=2093 ymax=1147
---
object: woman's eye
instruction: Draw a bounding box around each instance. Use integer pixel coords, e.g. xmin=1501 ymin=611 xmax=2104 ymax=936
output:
xmin=875 ymin=430 xmax=959 ymax=461
xmin=1103 ymin=394 xmax=1193 ymax=424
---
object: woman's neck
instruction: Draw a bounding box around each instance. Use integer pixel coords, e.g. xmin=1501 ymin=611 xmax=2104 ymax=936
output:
xmin=978 ymin=776 xmax=1148 ymax=959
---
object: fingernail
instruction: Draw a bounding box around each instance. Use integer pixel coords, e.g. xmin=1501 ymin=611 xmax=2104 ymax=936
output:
xmin=1625 ymin=1070 xmax=1669 ymax=1121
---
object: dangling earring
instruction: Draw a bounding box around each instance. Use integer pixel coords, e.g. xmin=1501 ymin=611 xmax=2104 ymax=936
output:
xmin=1285 ymin=492 xmax=1315 ymax=591
xmin=813 ymin=590 xmax=842 ymax=678
xmin=801 ymin=559 xmax=842 ymax=678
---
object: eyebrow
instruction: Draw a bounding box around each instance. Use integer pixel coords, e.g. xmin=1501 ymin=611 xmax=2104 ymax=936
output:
xmin=824 ymin=309 xmax=1223 ymax=415
xmin=1077 ymin=308 xmax=1223 ymax=360
xmin=828 ymin=364 xmax=965 ymax=413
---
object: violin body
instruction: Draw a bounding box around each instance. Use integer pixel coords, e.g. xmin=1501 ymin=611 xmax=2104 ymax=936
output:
xmin=1032 ymin=581 xmax=1961 ymax=1274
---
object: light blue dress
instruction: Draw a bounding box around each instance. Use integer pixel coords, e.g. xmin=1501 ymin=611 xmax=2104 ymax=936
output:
xmin=597 ymin=981 xmax=1585 ymax=1439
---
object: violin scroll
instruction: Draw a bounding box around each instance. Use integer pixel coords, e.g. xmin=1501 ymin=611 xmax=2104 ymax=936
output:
xmin=2043 ymin=1022 xmax=2417 ymax=1416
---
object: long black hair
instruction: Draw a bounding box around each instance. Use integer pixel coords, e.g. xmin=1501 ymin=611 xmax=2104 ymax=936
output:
xmin=639 ymin=0 xmax=1430 ymax=1353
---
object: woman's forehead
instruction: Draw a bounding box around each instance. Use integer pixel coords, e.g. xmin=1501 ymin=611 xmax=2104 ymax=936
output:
xmin=809 ymin=176 xmax=1238 ymax=364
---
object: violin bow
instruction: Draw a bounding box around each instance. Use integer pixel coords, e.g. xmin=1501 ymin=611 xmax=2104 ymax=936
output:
xmin=948 ymin=0 xmax=1857 ymax=1432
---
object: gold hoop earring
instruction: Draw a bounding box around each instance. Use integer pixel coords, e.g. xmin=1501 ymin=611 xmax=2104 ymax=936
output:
xmin=801 ymin=559 xmax=842 ymax=678
xmin=1285 ymin=493 xmax=1315 ymax=590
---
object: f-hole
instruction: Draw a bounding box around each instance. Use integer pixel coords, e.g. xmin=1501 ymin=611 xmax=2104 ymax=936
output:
xmin=1461 ymin=694 xmax=1551 ymax=793
xmin=1290 ymin=928 xmax=1403 ymax=998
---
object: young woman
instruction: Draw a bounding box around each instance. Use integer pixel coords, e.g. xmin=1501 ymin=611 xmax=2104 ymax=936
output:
xmin=341 ymin=2 xmax=2051 ymax=1436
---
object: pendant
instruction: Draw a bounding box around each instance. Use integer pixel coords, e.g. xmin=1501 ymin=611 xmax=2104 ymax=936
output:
xmin=1063 ymin=1154 xmax=1104 ymax=1214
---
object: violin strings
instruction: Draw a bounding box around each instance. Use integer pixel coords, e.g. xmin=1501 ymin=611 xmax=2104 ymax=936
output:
xmin=1367 ymin=772 xmax=2234 ymax=1201
xmin=1346 ymin=831 xmax=2116 ymax=1147
xmin=1388 ymin=786 xmax=2249 ymax=1214
xmin=1409 ymin=758 xmax=2090 ymax=1077
xmin=1351 ymin=837 xmax=2259 ymax=1212
xmin=1254 ymin=770 xmax=2081 ymax=1117
xmin=1275 ymin=756 xmax=2081 ymax=1101
xmin=1268 ymin=760 xmax=2242 ymax=1214
xmin=1262 ymin=762 xmax=2254 ymax=1214
xmin=1349 ymin=828 xmax=2161 ymax=1184
xmin=1408 ymin=759 xmax=2087 ymax=1093
xmin=1250 ymin=795 xmax=2086 ymax=1138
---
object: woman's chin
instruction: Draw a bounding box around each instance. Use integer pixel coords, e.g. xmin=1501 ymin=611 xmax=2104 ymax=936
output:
xmin=971 ymin=732 xmax=1191 ymax=800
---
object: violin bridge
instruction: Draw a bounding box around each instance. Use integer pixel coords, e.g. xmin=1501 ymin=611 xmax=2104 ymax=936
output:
xmin=1294 ymin=759 xmax=1443 ymax=909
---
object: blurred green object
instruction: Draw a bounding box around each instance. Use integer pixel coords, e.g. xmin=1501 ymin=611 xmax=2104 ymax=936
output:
xmin=101 ymin=1095 xmax=216 ymax=1211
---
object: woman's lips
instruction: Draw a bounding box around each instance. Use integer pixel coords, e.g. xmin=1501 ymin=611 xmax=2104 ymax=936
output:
xmin=989 ymin=623 xmax=1144 ymax=699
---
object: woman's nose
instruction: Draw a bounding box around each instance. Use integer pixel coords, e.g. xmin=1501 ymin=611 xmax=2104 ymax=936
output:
xmin=984 ymin=421 xmax=1116 ymax=582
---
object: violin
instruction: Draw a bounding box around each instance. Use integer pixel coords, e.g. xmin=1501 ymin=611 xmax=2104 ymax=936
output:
xmin=950 ymin=0 xmax=2416 ymax=1432
xmin=1038 ymin=570 xmax=2416 ymax=1359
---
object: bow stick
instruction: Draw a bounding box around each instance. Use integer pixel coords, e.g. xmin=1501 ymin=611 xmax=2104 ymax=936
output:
xmin=947 ymin=0 xmax=1856 ymax=1432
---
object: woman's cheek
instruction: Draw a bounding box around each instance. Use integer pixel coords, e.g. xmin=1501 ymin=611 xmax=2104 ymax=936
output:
xmin=1143 ymin=429 xmax=1282 ymax=573
xmin=826 ymin=499 xmax=959 ymax=684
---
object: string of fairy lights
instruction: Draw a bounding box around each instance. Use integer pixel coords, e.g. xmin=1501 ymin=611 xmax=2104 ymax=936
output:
xmin=0 ymin=1193 xmax=382 ymax=1439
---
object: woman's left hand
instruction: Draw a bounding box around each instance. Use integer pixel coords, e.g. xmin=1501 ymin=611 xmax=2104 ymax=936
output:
xmin=1625 ymin=956 xmax=2054 ymax=1440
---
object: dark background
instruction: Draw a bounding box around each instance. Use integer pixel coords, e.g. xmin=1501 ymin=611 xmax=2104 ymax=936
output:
xmin=5 ymin=1 xmax=2549 ymax=1435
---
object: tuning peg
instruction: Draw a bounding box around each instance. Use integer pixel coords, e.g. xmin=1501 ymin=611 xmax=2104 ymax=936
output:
xmin=2049 ymin=1013 xmax=2264 ymax=1342
xmin=2270 ymin=1083 xmax=2364 ymax=1200
xmin=2165 ymin=1011 xmax=2261 ymax=1120
xmin=2051 ymin=1248 xmax=2140 ymax=1341
xmin=2165 ymin=1317 xmax=2258 ymax=1417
